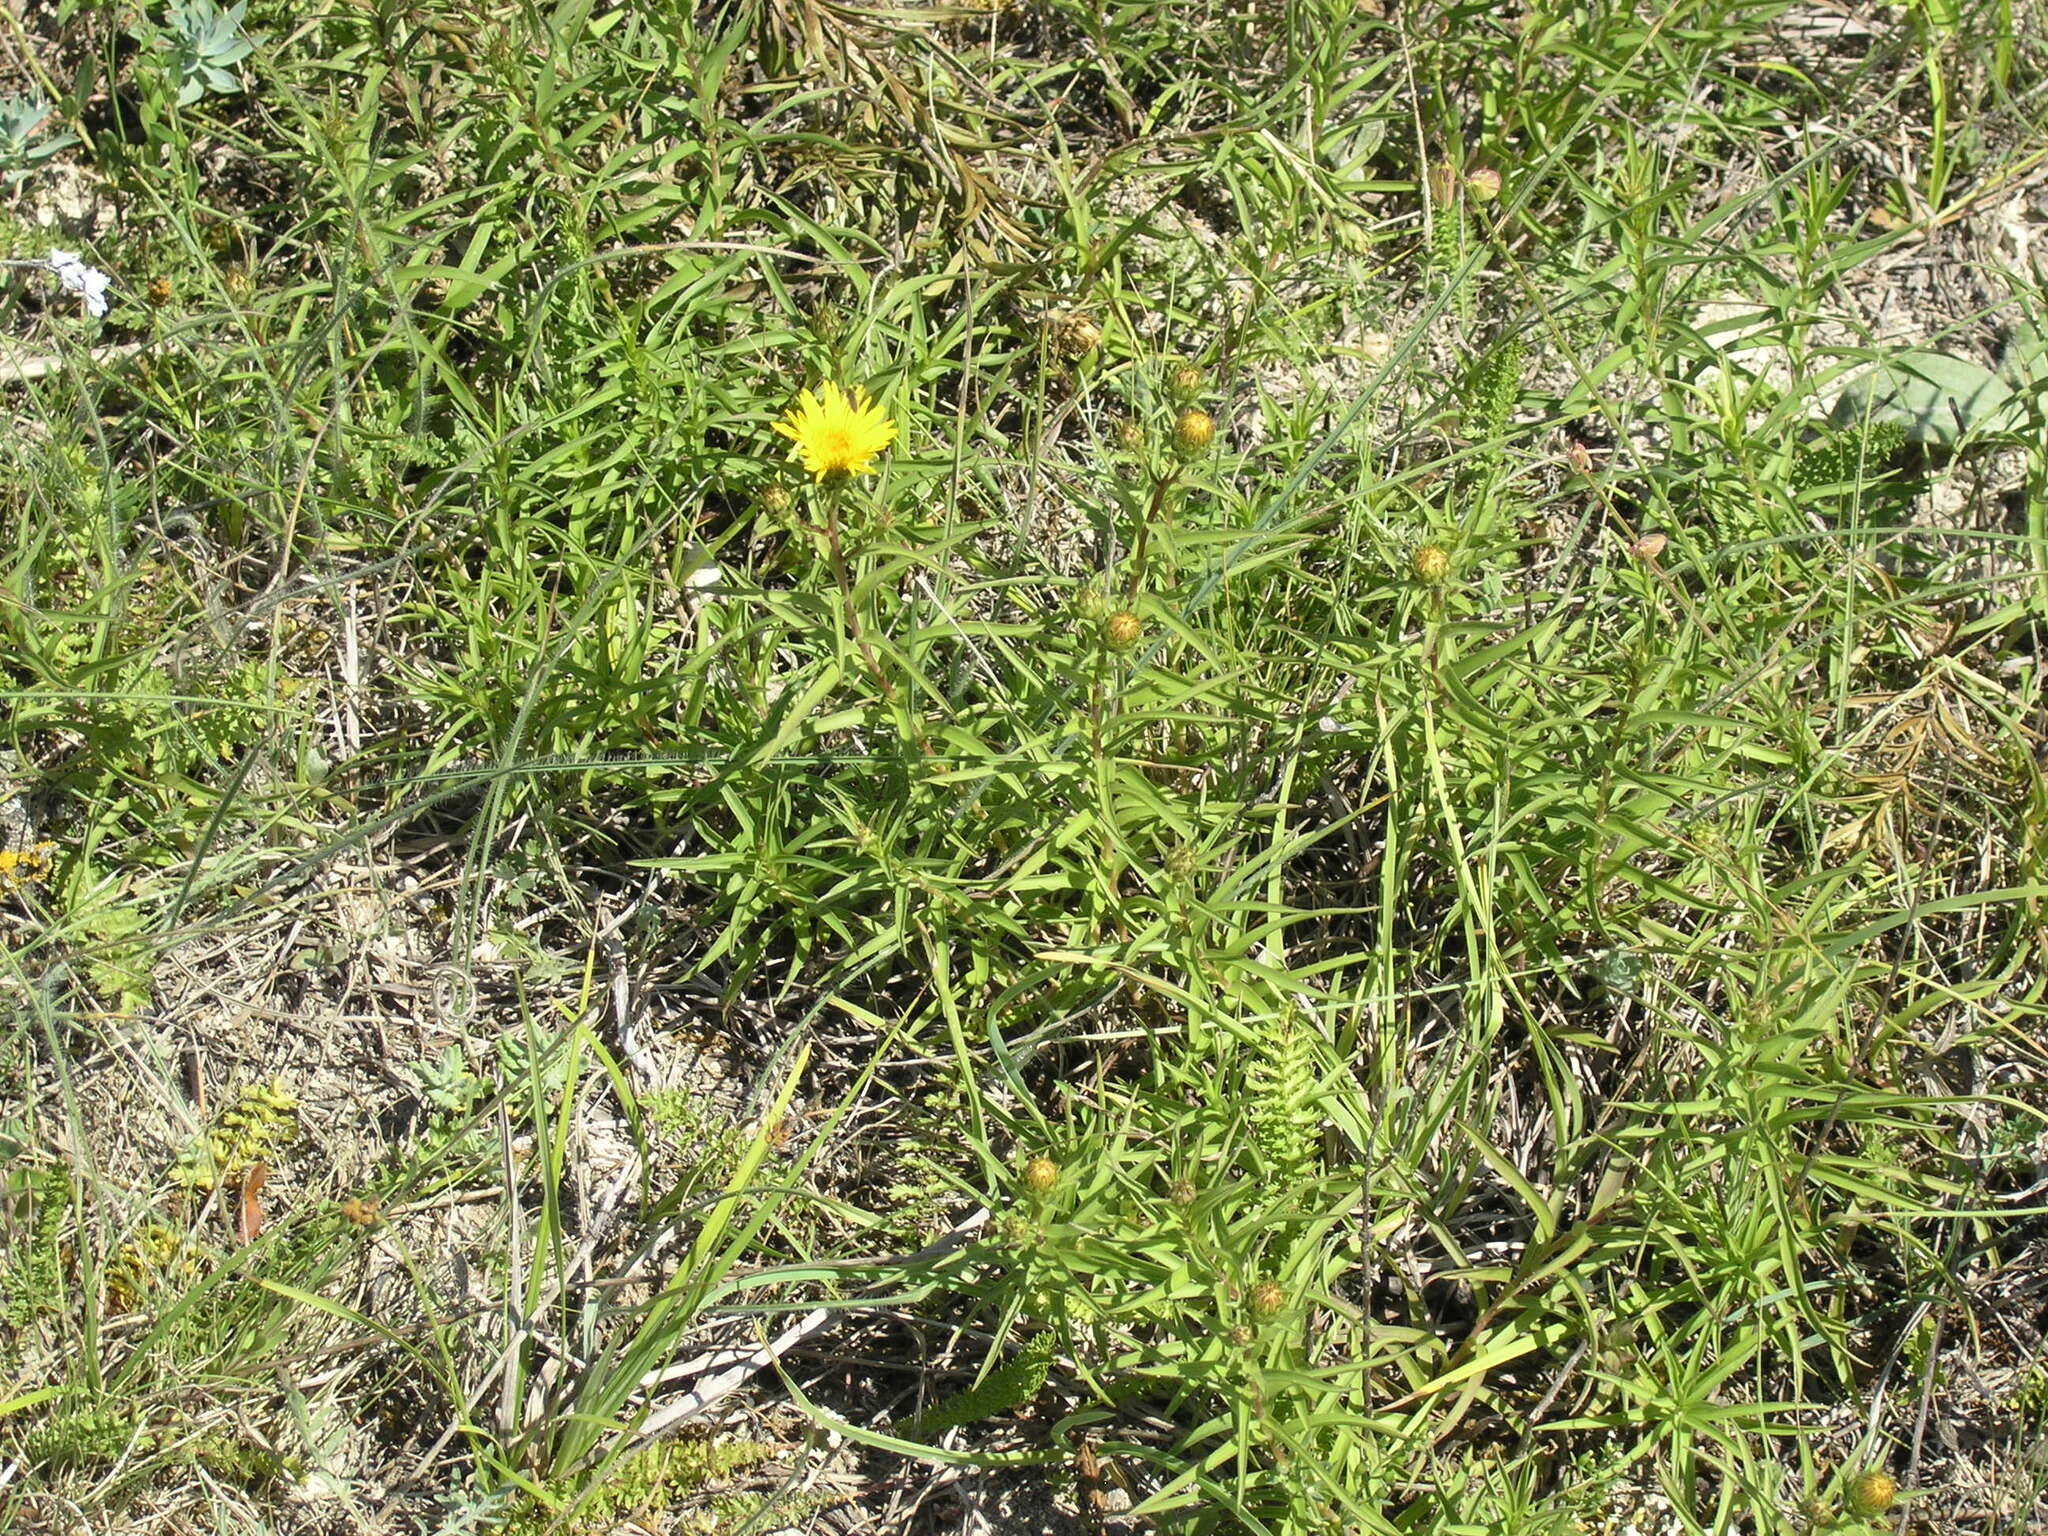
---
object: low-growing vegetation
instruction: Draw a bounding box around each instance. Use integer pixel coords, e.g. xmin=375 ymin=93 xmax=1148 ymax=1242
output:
xmin=3 ymin=0 xmax=2046 ymax=1532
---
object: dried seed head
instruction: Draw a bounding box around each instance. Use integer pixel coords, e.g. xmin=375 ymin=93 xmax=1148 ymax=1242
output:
xmin=1413 ymin=543 xmax=1452 ymax=583
xmin=1249 ymin=1280 xmax=1286 ymax=1319
xmin=1465 ymin=165 xmax=1502 ymax=203
xmin=760 ymin=484 xmax=793 ymax=516
xmin=1115 ymin=416 xmax=1145 ymax=452
xmin=1174 ymin=408 xmax=1215 ymax=453
xmin=1846 ymin=1471 xmax=1897 ymax=1517
xmin=1023 ymin=1155 xmax=1060 ymax=1195
xmin=1103 ymin=610 xmax=1143 ymax=650
xmin=146 ymin=275 xmax=173 ymax=307
xmin=1052 ymin=310 xmax=1103 ymax=358
xmin=1227 ymin=1324 xmax=1254 ymax=1348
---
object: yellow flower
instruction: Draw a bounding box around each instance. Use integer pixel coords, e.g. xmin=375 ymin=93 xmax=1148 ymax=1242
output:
xmin=772 ymin=381 xmax=897 ymax=481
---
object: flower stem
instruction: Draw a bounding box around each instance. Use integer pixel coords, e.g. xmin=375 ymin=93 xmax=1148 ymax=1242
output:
xmin=821 ymin=483 xmax=895 ymax=701
xmin=1123 ymin=470 xmax=1176 ymax=604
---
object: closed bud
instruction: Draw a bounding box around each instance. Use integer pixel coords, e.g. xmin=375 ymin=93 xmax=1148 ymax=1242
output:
xmin=1115 ymin=416 xmax=1144 ymax=452
xmin=1413 ymin=543 xmax=1452 ymax=583
xmin=1628 ymin=531 xmax=1667 ymax=561
xmin=1426 ymin=161 xmax=1459 ymax=206
xmin=1846 ymin=1471 xmax=1897 ymax=1517
xmin=342 ymin=1196 xmax=382 ymax=1229
xmin=1174 ymin=408 xmax=1215 ymax=453
xmin=1169 ymin=364 xmax=1204 ymax=399
xmin=1022 ymin=1155 xmax=1060 ymax=1195
xmin=998 ymin=1212 xmax=1036 ymax=1246
xmin=1168 ymin=1177 xmax=1197 ymax=1208
xmin=1465 ymin=165 xmax=1502 ymax=203
xmin=1103 ymin=610 xmax=1143 ymax=650
xmin=1249 ymin=1280 xmax=1286 ymax=1319
xmin=146 ymin=275 xmax=173 ymax=307
xmin=760 ymin=484 xmax=793 ymax=516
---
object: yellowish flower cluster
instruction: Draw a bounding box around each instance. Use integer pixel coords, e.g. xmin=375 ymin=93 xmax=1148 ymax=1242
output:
xmin=172 ymin=1078 xmax=299 ymax=1192
xmin=0 ymin=841 xmax=54 ymax=894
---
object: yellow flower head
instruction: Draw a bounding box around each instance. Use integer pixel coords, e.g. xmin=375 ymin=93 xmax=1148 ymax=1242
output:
xmin=772 ymin=381 xmax=897 ymax=481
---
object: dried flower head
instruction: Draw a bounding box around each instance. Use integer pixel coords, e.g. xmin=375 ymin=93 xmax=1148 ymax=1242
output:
xmin=1052 ymin=310 xmax=1102 ymax=359
xmin=773 ymin=381 xmax=898 ymax=481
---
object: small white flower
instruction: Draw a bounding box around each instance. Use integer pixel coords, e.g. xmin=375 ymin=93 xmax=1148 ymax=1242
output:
xmin=680 ymin=540 xmax=723 ymax=592
xmin=44 ymin=248 xmax=112 ymax=318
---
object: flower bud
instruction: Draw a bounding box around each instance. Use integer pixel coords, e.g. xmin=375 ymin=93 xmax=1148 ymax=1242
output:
xmin=1022 ymin=1156 xmax=1060 ymax=1195
xmin=1846 ymin=1471 xmax=1897 ymax=1517
xmin=1426 ymin=161 xmax=1459 ymax=206
xmin=1102 ymin=610 xmax=1143 ymax=651
xmin=998 ymin=1212 xmax=1036 ymax=1246
xmin=1465 ymin=166 xmax=1502 ymax=203
xmin=809 ymin=303 xmax=846 ymax=343
xmin=1115 ymin=416 xmax=1144 ymax=452
xmin=1169 ymin=364 xmax=1204 ymax=399
xmin=1412 ymin=543 xmax=1451 ymax=583
xmin=1168 ymin=1177 xmax=1197 ymax=1209
xmin=342 ymin=1196 xmax=382 ymax=1229
xmin=1249 ymin=1280 xmax=1286 ymax=1319
xmin=146 ymin=275 xmax=173 ymax=308
xmin=1628 ymin=532 xmax=1667 ymax=561
xmin=1173 ymin=408 xmax=1215 ymax=453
